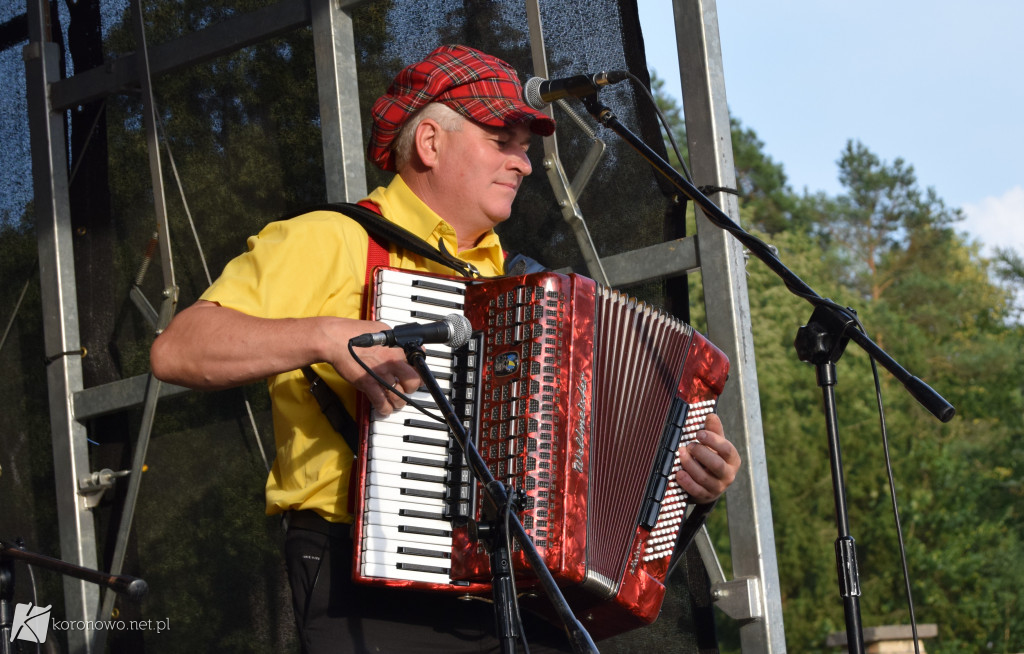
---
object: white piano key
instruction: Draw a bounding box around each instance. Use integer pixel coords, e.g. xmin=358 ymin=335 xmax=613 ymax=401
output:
xmin=372 ymin=406 xmax=448 ymax=429
xmin=368 ymin=484 xmax=446 ymax=508
xmin=368 ymin=445 xmax=448 ymax=466
xmin=364 ymin=536 xmax=452 ymax=556
xmin=360 ymin=562 xmax=453 ymax=585
xmin=383 ymin=390 xmax=442 ymax=407
xmin=367 ymin=470 xmax=446 ymax=495
xmin=364 ymin=501 xmax=448 ymax=527
xmin=369 ymin=422 xmax=450 ymax=445
xmin=362 ymin=524 xmax=452 ymax=548
xmin=363 ymin=549 xmax=450 ymax=569
xmin=368 ymin=457 xmax=446 ymax=478
xmin=376 ymin=305 xmax=457 ymax=330
xmin=378 ymin=286 xmax=465 ymax=311
xmin=377 ymin=268 xmax=467 ymax=294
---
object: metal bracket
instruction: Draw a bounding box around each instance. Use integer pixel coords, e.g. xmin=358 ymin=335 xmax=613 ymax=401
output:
xmin=711 ymin=576 xmax=764 ymax=622
xmin=693 ymin=523 xmax=764 ymax=623
xmin=78 ymin=468 xmax=131 ymax=509
xmin=539 ymin=106 xmax=610 ymax=286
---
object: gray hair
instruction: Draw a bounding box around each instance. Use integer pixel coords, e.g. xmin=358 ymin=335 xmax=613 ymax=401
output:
xmin=391 ymin=102 xmax=465 ymax=171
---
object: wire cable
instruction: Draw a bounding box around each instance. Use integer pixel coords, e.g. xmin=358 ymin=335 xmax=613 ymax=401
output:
xmin=347 ymin=341 xmax=447 ymax=425
xmin=869 ymin=356 xmax=922 ymax=654
xmin=623 ymin=70 xmax=694 ymax=186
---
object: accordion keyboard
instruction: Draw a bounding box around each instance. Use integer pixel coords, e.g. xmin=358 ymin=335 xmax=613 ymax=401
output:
xmin=358 ymin=268 xmax=477 ymax=586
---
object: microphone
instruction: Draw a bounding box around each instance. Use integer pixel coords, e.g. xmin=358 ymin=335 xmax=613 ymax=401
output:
xmin=523 ymin=71 xmax=630 ymax=109
xmin=350 ymin=314 xmax=473 ymax=349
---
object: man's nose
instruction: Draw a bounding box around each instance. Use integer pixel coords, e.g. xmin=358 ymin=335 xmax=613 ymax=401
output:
xmin=509 ymin=150 xmax=532 ymax=176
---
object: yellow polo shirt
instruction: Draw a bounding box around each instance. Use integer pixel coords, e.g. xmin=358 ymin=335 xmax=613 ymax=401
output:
xmin=201 ymin=175 xmax=505 ymax=522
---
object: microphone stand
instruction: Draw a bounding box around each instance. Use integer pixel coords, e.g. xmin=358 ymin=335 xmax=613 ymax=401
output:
xmin=1 ymin=539 xmax=148 ymax=654
xmin=399 ymin=342 xmax=599 ymax=654
xmin=577 ymin=93 xmax=955 ymax=654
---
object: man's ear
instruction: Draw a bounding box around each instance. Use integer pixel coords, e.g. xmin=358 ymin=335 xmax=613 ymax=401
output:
xmin=413 ymin=118 xmax=442 ymax=169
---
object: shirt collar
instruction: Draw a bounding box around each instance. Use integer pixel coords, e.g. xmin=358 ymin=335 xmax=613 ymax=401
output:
xmin=366 ymin=175 xmax=505 ymax=276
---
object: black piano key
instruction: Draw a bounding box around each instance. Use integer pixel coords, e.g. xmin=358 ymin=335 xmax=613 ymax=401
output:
xmin=411 ymin=279 xmax=465 ymax=296
xmin=409 ymin=294 xmax=463 ymax=311
xmin=399 ymin=525 xmax=452 ymax=538
xmin=397 ymin=546 xmax=451 ymax=559
xmin=410 ymin=309 xmax=446 ymax=322
xmin=421 ymin=349 xmax=451 ymax=363
xmin=402 ymin=434 xmax=449 ymax=448
xmin=405 ymin=419 xmax=448 ymax=432
xmin=402 ymin=455 xmax=447 ymax=468
xmin=402 ymin=471 xmax=446 ymax=484
xmin=397 ymin=562 xmax=450 ymax=575
xmin=399 ymin=508 xmax=445 ymax=521
xmin=401 ymin=488 xmax=445 ymax=500
xmin=409 ymin=398 xmax=439 ymax=410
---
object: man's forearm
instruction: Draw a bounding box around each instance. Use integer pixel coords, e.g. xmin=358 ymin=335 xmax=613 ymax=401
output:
xmin=150 ymin=300 xmax=335 ymax=390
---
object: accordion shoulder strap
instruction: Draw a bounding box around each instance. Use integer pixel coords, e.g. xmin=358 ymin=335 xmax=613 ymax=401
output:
xmin=302 ymin=202 xmax=482 ymax=279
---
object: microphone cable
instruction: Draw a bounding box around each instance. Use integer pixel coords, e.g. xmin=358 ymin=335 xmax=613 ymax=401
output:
xmin=347 ymin=341 xmax=447 ymax=425
xmin=866 ymin=336 xmax=923 ymax=654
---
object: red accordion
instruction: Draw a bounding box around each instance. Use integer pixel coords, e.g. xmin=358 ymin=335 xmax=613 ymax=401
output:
xmin=351 ymin=268 xmax=729 ymax=638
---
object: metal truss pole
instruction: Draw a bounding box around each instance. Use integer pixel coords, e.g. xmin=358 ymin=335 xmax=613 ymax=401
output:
xmin=312 ymin=0 xmax=368 ymax=202
xmin=23 ymin=1 xmax=98 ymax=651
xmin=672 ymin=0 xmax=787 ymax=652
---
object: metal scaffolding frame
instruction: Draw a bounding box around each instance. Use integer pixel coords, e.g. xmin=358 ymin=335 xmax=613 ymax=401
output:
xmin=22 ymin=0 xmax=785 ymax=651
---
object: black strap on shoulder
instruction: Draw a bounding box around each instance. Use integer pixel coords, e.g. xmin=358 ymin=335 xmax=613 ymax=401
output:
xmin=301 ymin=202 xmax=483 ymax=279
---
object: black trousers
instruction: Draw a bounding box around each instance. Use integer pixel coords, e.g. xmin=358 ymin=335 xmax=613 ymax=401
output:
xmin=284 ymin=511 xmax=574 ymax=654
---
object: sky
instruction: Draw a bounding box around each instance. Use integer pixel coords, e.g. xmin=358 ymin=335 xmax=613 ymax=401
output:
xmin=637 ymin=1 xmax=1024 ymax=258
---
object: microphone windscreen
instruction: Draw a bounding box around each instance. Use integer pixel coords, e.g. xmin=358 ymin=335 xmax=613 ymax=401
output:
xmin=523 ymin=76 xmax=546 ymax=110
xmin=444 ymin=314 xmax=473 ymax=348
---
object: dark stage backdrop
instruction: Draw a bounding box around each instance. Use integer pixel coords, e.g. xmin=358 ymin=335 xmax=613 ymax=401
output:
xmin=0 ymin=1 xmax=713 ymax=652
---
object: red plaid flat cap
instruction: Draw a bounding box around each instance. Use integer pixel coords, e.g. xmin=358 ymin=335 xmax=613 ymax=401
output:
xmin=368 ymin=44 xmax=556 ymax=172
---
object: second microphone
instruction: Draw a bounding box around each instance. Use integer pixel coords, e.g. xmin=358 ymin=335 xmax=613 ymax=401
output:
xmin=350 ymin=314 xmax=473 ymax=349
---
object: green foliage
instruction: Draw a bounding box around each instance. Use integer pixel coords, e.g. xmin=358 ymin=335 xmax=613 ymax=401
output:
xmin=748 ymin=152 xmax=1022 ymax=652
